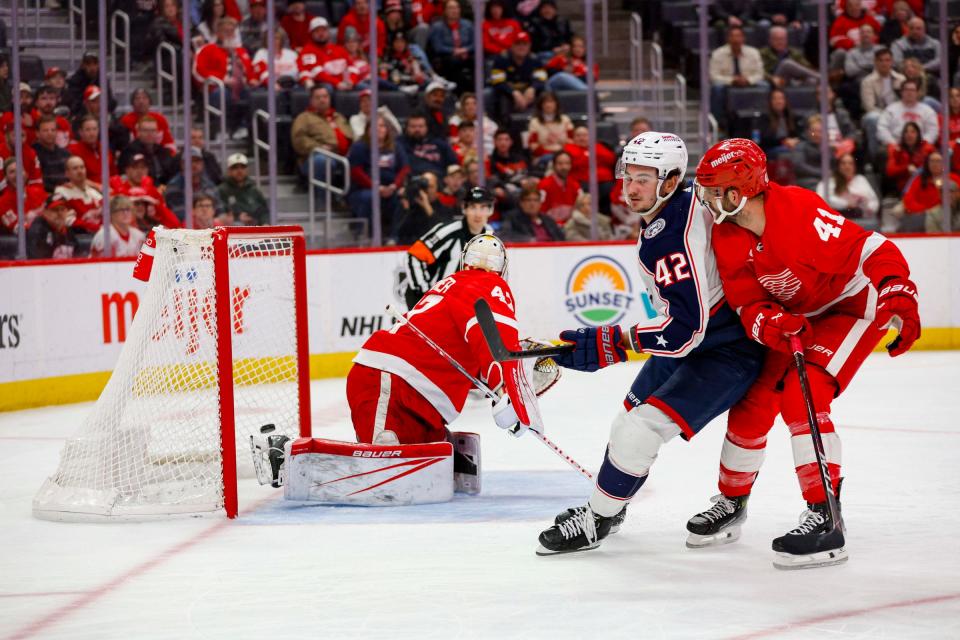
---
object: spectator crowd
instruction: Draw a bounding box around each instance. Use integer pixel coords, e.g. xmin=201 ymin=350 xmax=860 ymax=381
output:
xmin=705 ymin=0 xmax=959 ymax=232
xmin=0 ymin=0 xmax=958 ymax=259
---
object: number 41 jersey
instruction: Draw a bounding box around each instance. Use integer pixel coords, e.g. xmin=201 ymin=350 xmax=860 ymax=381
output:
xmin=711 ymin=182 xmax=909 ymax=318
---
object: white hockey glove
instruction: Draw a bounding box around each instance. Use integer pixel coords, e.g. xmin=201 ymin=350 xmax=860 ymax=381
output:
xmin=492 ymin=394 xmax=526 ymax=438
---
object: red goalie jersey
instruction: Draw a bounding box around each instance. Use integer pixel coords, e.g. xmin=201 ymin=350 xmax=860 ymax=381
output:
xmin=713 ymin=182 xmax=910 ymax=319
xmin=350 ymin=268 xmax=540 ymax=444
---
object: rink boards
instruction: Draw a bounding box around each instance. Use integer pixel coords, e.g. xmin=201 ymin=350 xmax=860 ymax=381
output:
xmin=1 ymin=235 xmax=959 ymax=410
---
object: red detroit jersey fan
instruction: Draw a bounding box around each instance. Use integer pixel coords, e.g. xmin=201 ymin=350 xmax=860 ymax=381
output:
xmin=351 ymin=268 xmax=532 ymax=444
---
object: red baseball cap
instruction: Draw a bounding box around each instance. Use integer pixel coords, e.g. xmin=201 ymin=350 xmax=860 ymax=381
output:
xmin=515 ymin=31 xmax=531 ymax=44
xmin=83 ymin=85 xmax=102 ymax=101
xmin=45 ymin=67 xmax=66 ymax=79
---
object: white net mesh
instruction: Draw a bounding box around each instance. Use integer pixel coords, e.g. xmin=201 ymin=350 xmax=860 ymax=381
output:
xmin=34 ymin=228 xmax=307 ymax=521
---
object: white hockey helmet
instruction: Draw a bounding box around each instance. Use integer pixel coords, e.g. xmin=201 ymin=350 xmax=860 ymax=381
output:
xmin=615 ymin=131 xmax=689 ymax=215
xmin=460 ymin=233 xmax=508 ymax=277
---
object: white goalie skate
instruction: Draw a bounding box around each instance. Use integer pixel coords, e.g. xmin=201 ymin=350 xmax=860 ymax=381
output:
xmin=250 ymin=424 xmax=290 ymax=488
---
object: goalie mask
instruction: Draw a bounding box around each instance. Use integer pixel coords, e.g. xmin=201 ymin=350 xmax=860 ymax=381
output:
xmin=460 ymin=233 xmax=508 ymax=277
xmin=616 ymin=131 xmax=688 ymax=216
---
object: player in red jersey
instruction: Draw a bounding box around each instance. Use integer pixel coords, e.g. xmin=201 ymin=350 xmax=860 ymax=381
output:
xmin=348 ymin=233 xmax=542 ymax=453
xmin=687 ymin=138 xmax=920 ymax=569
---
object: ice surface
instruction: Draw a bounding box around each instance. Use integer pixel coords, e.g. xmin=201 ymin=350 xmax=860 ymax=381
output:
xmin=2 ymin=352 xmax=959 ymax=639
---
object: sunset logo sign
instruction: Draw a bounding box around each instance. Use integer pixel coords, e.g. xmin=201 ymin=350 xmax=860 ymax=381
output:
xmin=564 ymin=256 xmax=635 ymax=326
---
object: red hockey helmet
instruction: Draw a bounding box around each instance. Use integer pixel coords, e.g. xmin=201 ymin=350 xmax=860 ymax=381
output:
xmin=693 ymin=138 xmax=769 ymax=223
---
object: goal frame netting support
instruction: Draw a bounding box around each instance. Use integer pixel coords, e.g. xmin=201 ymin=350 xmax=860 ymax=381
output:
xmin=33 ymin=226 xmax=312 ymax=521
xmin=213 ymin=226 xmax=312 ymax=518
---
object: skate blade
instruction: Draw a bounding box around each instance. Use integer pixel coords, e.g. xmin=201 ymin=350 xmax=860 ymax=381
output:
xmin=454 ymin=475 xmax=480 ymax=495
xmin=535 ymin=541 xmax=601 ymax=556
xmin=685 ymin=526 xmax=742 ymax=549
xmin=772 ymin=547 xmax=848 ymax=570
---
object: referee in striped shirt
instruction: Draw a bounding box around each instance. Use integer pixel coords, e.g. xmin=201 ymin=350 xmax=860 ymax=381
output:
xmin=400 ymin=186 xmax=495 ymax=309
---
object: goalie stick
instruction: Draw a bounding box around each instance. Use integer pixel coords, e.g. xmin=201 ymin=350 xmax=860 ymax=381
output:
xmin=385 ymin=305 xmax=593 ymax=480
xmin=789 ymin=335 xmax=843 ymax=532
xmin=474 ymin=299 xmax=574 ymax=361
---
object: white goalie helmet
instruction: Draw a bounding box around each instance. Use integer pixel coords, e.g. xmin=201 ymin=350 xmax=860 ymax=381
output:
xmin=460 ymin=234 xmax=508 ymax=277
xmin=616 ymin=131 xmax=689 ymax=215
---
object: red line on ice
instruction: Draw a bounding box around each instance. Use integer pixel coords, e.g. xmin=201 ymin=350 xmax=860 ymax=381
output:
xmin=5 ymin=494 xmax=280 ymax=640
xmin=725 ymin=592 xmax=960 ymax=640
xmin=0 ymin=591 xmax=89 ymax=599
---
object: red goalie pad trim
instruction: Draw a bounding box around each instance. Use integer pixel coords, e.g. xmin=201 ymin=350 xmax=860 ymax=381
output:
xmin=289 ymin=437 xmax=453 ymax=459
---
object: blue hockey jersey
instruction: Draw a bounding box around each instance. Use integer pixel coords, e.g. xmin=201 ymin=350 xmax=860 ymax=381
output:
xmin=626 ymin=188 xmax=744 ymax=358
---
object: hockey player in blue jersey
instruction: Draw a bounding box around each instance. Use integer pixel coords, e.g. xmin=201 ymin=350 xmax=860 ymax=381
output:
xmin=537 ymin=132 xmax=765 ymax=555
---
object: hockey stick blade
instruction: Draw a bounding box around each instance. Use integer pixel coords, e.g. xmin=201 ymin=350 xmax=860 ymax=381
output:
xmin=473 ymin=299 xmax=574 ymax=361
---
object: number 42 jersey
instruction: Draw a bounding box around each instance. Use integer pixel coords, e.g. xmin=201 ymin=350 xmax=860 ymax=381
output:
xmin=626 ymin=188 xmax=746 ymax=358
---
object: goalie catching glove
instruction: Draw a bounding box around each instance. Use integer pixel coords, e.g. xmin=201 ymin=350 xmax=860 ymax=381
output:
xmin=554 ymin=326 xmax=628 ymax=372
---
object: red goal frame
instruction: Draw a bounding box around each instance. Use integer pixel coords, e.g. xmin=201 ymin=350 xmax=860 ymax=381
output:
xmin=213 ymin=226 xmax=312 ymax=518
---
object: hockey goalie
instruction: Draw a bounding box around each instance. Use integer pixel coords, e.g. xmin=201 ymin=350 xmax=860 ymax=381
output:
xmin=252 ymin=234 xmax=558 ymax=506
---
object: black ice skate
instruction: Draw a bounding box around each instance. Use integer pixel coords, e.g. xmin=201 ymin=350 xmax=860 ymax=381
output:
xmin=554 ymin=504 xmax=628 ymax=535
xmin=772 ymin=501 xmax=847 ymax=570
xmin=537 ymin=505 xmax=617 ymax=555
xmin=686 ymin=494 xmax=749 ymax=548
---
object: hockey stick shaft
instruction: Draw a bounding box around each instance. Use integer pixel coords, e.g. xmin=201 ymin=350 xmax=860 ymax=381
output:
xmin=789 ymin=335 xmax=842 ymax=530
xmin=474 ymin=299 xmax=574 ymax=361
xmin=386 ymin=305 xmax=594 ymax=480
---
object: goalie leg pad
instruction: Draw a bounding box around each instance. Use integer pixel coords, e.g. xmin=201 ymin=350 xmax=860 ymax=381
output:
xmin=284 ymin=438 xmax=454 ymax=506
xmin=589 ymin=404 xmax=682 ymax=517
xmin=452 ymin=432 xmax=481 ymax=495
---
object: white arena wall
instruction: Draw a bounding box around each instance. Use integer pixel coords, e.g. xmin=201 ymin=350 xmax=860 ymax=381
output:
xmin=1 ymin=236 xmax=958 ymax=411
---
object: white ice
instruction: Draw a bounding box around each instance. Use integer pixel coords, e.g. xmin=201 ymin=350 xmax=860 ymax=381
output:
xmin=2 ymin=351 xmax=959 ymax=640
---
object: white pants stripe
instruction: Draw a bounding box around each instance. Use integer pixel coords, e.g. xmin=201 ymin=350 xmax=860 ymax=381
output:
xmin=372 ymin=371 xmax=392 ymax=443
xmin=791 ymin=432 xmax=842 ymax=467
xmin=720 ymin=438 xmax=766 ymax=472
xmin=826 ymin=286 xmax=877 ymax=377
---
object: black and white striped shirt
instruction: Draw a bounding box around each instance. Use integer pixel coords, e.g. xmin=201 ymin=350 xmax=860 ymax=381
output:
xmin=402 ymin=219 xmax=493 ymax=309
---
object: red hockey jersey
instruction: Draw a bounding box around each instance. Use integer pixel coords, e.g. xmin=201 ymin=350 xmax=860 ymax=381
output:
xmin=193 ymin=43 xmax=254 ymax=86
xmin=353 ymin=269 xmax=539 ymax=428
xmin=0 ymin=139 xmax=43 ymax=188
xmin=712 ymin=182 xmax=910 ymax=319
xmin=55 ymin=182 xmax=104 ymax=233
xmin=0 ymin=182 xmax=46 ymax=233
xmin=297 ymin=41 xmax=350 ymax=86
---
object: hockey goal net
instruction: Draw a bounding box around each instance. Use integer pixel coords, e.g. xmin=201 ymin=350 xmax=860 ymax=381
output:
xmin=34 ymin=226 xmax=312 ymax=521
